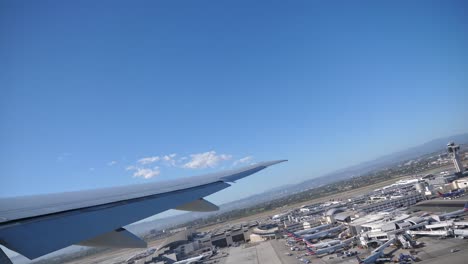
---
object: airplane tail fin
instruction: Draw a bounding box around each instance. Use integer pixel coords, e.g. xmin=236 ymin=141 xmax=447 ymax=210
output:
xmin=464 ymin=202 xmax=468 ymax=212
xmin=285 ymin=229 xmax=295 ymax=237
xmin=437 ymin=191 xmax=444 ymax=197
xmin=356 ymin=255 xmax=363 ymax=263
xmin=304 ymin=239 xmax=314 ymax=247
xmin=287 ymin=232 xmax=302 ymax=240
xmin=290 ymin=233 xmax=299 ymax=239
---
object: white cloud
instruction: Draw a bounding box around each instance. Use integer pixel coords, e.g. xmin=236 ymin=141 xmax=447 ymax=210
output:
xmin=162 ymin=153 xmax=177 ymax=166
xmin=107 ymin=160 xmax=117 ymax=166
xmin=232 ymin=156 xmax=253 ymax=167
xmin=126 ymin=165 xmax=136 ymax=171
xmin=137 ymin=156 xmax=160 ymax=165
xmin=183 ymin=151 xmax=232 ymax=169
xmin=132 ymin=167 xmax=160 ymax=179
xmin=89 ymin=167 xmax=95 ymax=172
xmin=127 ymin=154 xmax=176 ymax=179
xmin=127 ymin=151 xmax=235 ymax=178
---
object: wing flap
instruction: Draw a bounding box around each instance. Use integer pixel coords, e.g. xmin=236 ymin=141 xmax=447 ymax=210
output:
xmin=77 ymin=227 xmax=146 ymax=248
xmin=175 ymin=198 xmax=219 ymax=212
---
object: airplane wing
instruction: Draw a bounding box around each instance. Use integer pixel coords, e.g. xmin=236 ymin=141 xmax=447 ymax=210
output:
xmin=0 ymin=160 xmax=286 ymax=260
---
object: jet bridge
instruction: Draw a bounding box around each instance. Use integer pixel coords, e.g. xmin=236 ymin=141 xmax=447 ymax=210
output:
xmin=454 ymin=221 xmax=468 ymax=227
xmin=454 ymin=229 xmax=468 ymax=238
xmin=425 ymin=221 xmax=454 ymax=229
xmin=408 ymin=230 xmax=452 ymax=236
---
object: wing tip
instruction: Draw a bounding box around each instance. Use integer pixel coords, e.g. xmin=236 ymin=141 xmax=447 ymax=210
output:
xmin=220 ymin=159 xmax=287 ymax=183
xmin=261 ymin=159 xmax=288 ymax=167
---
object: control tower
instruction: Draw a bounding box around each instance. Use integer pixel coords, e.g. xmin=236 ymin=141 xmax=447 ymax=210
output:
xmin=447 ymin=142 xmax=464 ymax=176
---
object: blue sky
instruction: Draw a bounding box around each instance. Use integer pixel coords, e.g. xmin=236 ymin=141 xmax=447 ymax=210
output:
xmin=1 ymin=0 xmax=467 ymax=205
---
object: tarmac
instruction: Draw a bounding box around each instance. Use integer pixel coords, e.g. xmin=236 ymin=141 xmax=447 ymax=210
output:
xmin=218 ymin=236 xmax=468 ymax=264
xmin=222 ymin=239 xmax=363 ymax=264
xmin=224 ymin=242 xmax=282 ymax=264
xmin=413 ymin=236 xmax=468 ymax=264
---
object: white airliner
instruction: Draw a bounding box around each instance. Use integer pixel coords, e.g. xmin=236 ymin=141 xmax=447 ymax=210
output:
xmin=286 ymin=223 xmax=331 ymax=238
xmin=356 ymin=238 xmax=395 ymax=264
xmin=0 ymin=160 xmax=286 ymax=262
xmin=437 ymin=202 xmax=468 ymax=220
xmin=307 ymin=238 xmax=354 ymax=255
xmin=301 ymin=225 xmax=345 ymax=241
xmin=173 ymin=253 xmax=206 ymax=264
xmin=306 ymin=239 xmax=340 ymax=249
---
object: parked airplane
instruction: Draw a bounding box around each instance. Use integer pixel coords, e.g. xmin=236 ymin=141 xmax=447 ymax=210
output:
xmin=301 ymin=225 xmax=345 ymax=242
xmin=0 ymin=161 xmax=286 ymax=262
xmin=307 ymin=243 xmax=345 ymax=256
xmin=438 ymin=189 xmax=465 ymax=198
xmin=287 ymin=226 xmax=341 ymax=242
xmin=305 ymin=239 xmax=340 ymax=249
xmin=438 ymin=202 xmax=468 ymax=220
xmin=414 ymin=199 xmax=468 ymax=213
xmin=173 ymin=253 xmax=208 ymax=264
xmin=307 ymin=238 xmax=354 ymax=255
xmin=356 ymin=238 xmax=395 ymax=264
xmin=286 ymin=224 xmax=331 ymax=238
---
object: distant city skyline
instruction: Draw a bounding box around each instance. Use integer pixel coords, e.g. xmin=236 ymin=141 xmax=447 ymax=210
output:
xmin=1 ymin=0 xmax=468 ymax=206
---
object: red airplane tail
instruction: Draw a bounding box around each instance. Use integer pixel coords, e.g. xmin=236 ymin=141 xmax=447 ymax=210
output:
xmin=285 ymin=229 xmax=295 ymax=237
xmin=286 ymin=230 xmax=301 ymax=240
xmin=303 ymin=239 xmax=314 ymax=247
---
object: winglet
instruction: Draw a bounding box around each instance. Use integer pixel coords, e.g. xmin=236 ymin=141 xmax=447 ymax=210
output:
xmin=258 ymin=160 xmax=288 ymax=167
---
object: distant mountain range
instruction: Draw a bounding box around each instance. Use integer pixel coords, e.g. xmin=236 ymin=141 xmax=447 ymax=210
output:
xmin=128 ymin=132 xmax=468 ymax=234
xmin=294 ymin=132 xmax=468 ymax=190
